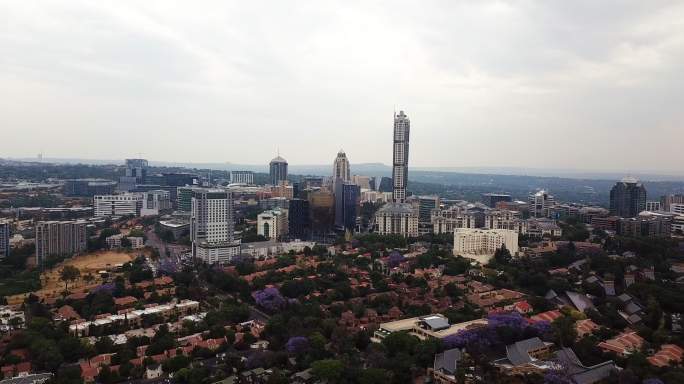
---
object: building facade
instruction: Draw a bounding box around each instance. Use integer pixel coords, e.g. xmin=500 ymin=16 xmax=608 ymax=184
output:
xmin=376 ymin=203 xmax=419 ymax=237
xmin=333 ymin=150 xmax=351 ymax=190
xmin=258 ymin=209 xmax=288 ymax=240
xmin=140 ymin=190 xmax=172 ymax=216
xmin=0 ymin=221 xmax=9 ymax=260
xmin=610 ymin=177 xmax=647 ymax=218
xmin=231 ymin=171 xmax=255 ymax=185
xmin=190 ymin=189 xmax=239 ymax=264
xmin=529 ymin=190 xmax=555 ymax=218
xmin=453 ymin=228 xmax=519 ymax=264
xmin=335 ymin=182 xmax=360 ymax=232
xmin=94 ymin=193 xmax=143 ymax=217
xmin=392 ymin=110 xmax=410 ymax=202
xmin=35 ymin=221 xmax=87 ymax=268
xmin=375 ymin=110 xmax=419 ymax=236
xmin=119 ymin=158 xmax=148 ymax=192
xmin=269 ymin=156 xmax=288 ymax=186
xmin=482 ymin=193 xmax=512 ymax=208
xmin=288 ymin=198 xmax=311 ymax=240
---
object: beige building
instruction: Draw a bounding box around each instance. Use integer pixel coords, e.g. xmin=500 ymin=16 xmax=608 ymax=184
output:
xmin=453 ymin=228 xmax=519 ymax=264
xmin=257 ymin=209 xmax=288 ymax=240
xmin=35 ymin=220 xmax=87 ymax=268
xmin=376 ymin=203 xmax=419 ymax=237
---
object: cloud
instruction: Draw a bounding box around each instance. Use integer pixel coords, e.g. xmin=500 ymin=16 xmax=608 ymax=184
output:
xmin=1 ymin=0 xmax=683 ymax=174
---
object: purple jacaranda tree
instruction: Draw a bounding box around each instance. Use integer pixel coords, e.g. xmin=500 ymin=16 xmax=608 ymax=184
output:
xmin=388 ymin=251 xmax=405 ymax=268
xmin=92 ymin=282 xmax=115 ymax=294
xmin=544 ymin=371 xmax=572 ymax=384
xmin=253 ymin=287 xmax=287 ymax=312
xmin=642 ymin=379 xmax=665 ymax=384
xmin=286 ymin=336 xmax=309 ymax=354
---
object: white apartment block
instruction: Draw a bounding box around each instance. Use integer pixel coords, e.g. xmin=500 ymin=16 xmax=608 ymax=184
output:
xmin=231 ymin=171 xmax=255 ymax=185
xmin=529 ymin=190 xmax=555 ymax=218
xmin=645 ymin=201 xmax=662 ymax=212
xmin=431 ymin=207 xmax=478 ymax=234
xmin=140 ymin=190 xmax=171 ymax=216
xmin=257 ymin=209 xmax=288 ymax=240
xmin=484 ymin=210 xmax=528 ymax=234
xmin=190 ymin=189 xmax=238 ymax=264
xmin=35 ymin=220 xmax=87 ymax=268
xmin=94 ymin=193 xmax=143 ymax=217
xmin=453 ymin=228 xmax=519 ymax=264
xmin=352 ymin=175 xmax=372 ymax=190
xmin=671 ymin=203 xmax=684 ymax=215
xmin=376 ymin=203 xmax=419 ymax=237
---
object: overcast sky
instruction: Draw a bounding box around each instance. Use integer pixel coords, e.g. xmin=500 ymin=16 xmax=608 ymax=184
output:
xmin=1 ymin=1 xmax=683 ymax=173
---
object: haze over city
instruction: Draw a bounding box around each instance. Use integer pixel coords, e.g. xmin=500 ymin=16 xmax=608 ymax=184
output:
xmin=2 ymin=1 xmax=684 ymax=174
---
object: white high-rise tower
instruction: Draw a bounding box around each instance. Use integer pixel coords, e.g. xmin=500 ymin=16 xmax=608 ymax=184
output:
xmin=392 ymin=111 xmax=410 ymax=202
xmin=190 ymin=188 xmax=240 ymax=264
xmin=333 ymin=150 xmax=351 ymax=190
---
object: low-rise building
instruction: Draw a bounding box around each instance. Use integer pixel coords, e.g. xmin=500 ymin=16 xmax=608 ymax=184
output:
xmin=453 ymin=228 xmax=519 ymax=264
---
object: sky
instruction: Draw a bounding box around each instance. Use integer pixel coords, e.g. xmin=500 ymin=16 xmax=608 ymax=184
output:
xmin=1 ymin=1 xmax=683 ymax=174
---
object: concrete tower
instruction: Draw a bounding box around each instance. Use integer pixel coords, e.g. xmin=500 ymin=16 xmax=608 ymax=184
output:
xmin=393 ymin=111 xmax=410 ymax=202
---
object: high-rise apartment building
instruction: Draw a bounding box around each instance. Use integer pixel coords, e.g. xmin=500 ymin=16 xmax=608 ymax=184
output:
xmin=288 ymin=198 xmax=311 ymax=240
xmin=0 ymin=221 xmax=9 ymax=260
xmin=177 ymin=186 xmax=200 ymax=212
xmin=529 ymin=190 xmax=555 ymax=218
xmin=375 ymin=110 xmax=419 ymax=237
xmin=645 ymin=201 xmax=661 ymax=212
xmin=392 ymin=110 xmax=410 ymax=203
xmin=610 ymin=177 xmax=647 ymax=218
xmin=418 ymin=196 xmax=440 ymax=223
xmin=661 ymin=194 xmax=684 ymax=212
xmin=335 ymin=182 xmax=360 ymax=231
xmin=269 ymin=156 xmax=288 ymax=185
xmin=231 ymin=171 xmax=255 ymax=185
xmin=190 ymin=189 xmax=239 ymax=264
xmin=35 ymin=221 xmax=87 ymax=268
xmin=94 ymin=193 xmax=143 ymax=217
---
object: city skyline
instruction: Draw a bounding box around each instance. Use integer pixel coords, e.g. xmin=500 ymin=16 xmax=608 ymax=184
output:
xmin=2 ymin=2 xmax=684 ymax=173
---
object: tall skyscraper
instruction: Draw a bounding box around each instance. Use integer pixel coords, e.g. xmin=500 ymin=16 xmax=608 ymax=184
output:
xmin=190 ymin=189 xmax=239 ymax=264
xmin=333 ymin=150 xmax=351 ymax=189
xmin=35 ymin=221 xmax=87 ymax=268
xmin=375 ymin=110 xmax=419 ymax=237
xmin=392 ymin=110 xmax=410 ymax=202
xmin=288 ymin=198 xmax=311 ymax=240
xmin=335 ymin=182 xmax=360 ymax=231
xmin=269 ymin=156 xmax=288 ymax=185
xmin=610 ymin=177 xmax=647 ymax=218
xmin=0 ymin=221 xmax=10 ymax=260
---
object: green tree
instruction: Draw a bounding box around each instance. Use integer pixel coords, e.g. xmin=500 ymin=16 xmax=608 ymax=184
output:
xmin=60 ymin=265 xmax=80 ymax=292
xmin=311 ymin=359 xmax=345 ymax=382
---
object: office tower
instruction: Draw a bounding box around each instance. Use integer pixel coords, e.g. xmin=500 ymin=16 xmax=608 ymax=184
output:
xmin=231 ymin=171 xmax=255 ymax=185
xmin=375 ymin=110 xmax=419 ymax=237
xmin=258 ymin=209 xmax=288 ymax=240
xmin=288 ymin=198 xmax=311 ymax=240
xmin=94 ymin=193 xmax=143 ymax=217
xmin=369 ymin=177 xmax=377 ymax=191
xmin=140 ymin=190 xmax=172 ymax=216
xmin=35 ymin=221 xmax=87 ymax=268
xmin=482 ymin=193 xmax=512 ymax=208
xmin=661 ymin=194 xmax=684 ymax=212
xmin=162 ymin=173 xmax=197 ymax=187
xmin=309 ymin=190 xmax=335 ymax=233
xmin=529 ymin=190 xmax=556 ymax=218
xmin=333 ymin=150 xmax=351 ymax=190
xmin=190 ymin=189 xmax=239 ymax=264
xmin=0 ymin=221 xmax=9 ymax=260
xmin=378 ymin=177 xmax=393 ymax=193
xmin=64 ymin=179 xmax=117 ymax=197
xmin=269 ymin=155 xmax=288 ymax=185
xmin=610 ymin=177 xmax=647 ymax=218
xmin=177 ymin=186 xmax=199 ymax=212
xmin=119 ymin=159 xmax=148 ymax=192
xmin=335 ymin=182 xmax=360 ymax=231
xmin=392 ymin=110 xmax=410 ymax=202
xmin=418 ymin=196 xmax=440 ymax=223
xmin=303 ymin=177 xmax=324 ymax=189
